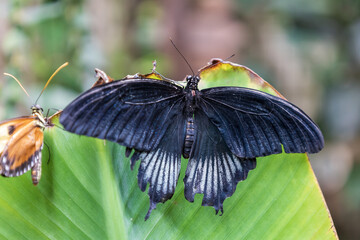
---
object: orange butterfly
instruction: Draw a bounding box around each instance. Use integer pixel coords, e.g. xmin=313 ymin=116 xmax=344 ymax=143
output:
xmin=0 ymin=63 xmax=68 ymax=185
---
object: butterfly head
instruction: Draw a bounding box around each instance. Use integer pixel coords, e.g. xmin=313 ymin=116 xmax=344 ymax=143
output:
xmin=31 ymin=104 xmax=43 ymax=114
xmin=185 ymin=75 xmax=200 ymax=91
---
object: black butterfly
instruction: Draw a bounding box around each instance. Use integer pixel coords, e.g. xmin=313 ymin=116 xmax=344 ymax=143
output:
xmin=59 ymin=62 xmax=324 ymax=220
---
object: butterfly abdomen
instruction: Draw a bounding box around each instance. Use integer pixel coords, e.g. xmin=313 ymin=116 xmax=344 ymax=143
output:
xmin=31 ymin=160 xmax=41 ymax=185
xmin=183 ymin=116 xmax=195 ymax=159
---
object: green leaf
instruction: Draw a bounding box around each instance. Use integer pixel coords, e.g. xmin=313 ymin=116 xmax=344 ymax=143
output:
xmin=198 ymin=58 xmax=285 ymax=98
xmin=0 ymin=60 xmax=337 ymax=239
xmin=0 ymin=123 xmax=125 ymax=239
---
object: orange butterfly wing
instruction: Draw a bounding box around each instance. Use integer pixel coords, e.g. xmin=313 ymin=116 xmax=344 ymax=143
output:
xmin=0 ymin=117 xmax=44 ymax=181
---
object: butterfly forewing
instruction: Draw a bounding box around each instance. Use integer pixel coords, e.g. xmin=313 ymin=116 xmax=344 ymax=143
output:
xmin=0 ymin=118 xmax=33 ymax=153
xmin=199 ymin=87 xmax=324 ymax=158
xmin=0 ymin=117 xmax=43 ymax=178
xmin=60 ymin=79 xmax=185 ymax=151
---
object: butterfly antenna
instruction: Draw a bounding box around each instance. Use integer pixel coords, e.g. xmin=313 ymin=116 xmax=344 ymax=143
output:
xmin=35 ymin=62 xmax=68 ymax=105
xmin=169 ymin=38 xmax=195 ymax=76
xmin=46 ymin=109 xmax=50 ymax=118
xmin=48 ymin=107 xmax=61 ymax=112
xmin=224 ymin=54 xmax=235 ymax=61
xmin=3 ymin=73 xmax=30 ymax=97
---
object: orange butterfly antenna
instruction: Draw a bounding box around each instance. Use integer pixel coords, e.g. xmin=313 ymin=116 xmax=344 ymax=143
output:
xmin=3 ymin=72 xmax=30 ymax=97
xmin=35 ymin=62 xmax=68 ymax=104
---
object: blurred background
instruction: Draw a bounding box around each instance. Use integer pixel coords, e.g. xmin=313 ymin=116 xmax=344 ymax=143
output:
xmin=0 ymin=0 xmax=359 ymax=238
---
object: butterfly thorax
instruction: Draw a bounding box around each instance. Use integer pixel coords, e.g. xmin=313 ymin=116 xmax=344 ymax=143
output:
xmin=184 ymin=75 xmax=200 ymax=113
xmin=185 ymin=75 xmax=200 ymax=94
xmin=183 ymin=75 xmax=200 ymax=158
xmin=31 ymin=105 xmax=46 ymax=129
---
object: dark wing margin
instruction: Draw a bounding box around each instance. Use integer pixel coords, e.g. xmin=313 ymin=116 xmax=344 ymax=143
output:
xmin=60 ymin=79 xmax=185 ymax=151
xmin=128 ymin=113 xmax=186 ymax=220
xmin=1 ymin=146 xmax=42 ymax=178
xmin=199 ymin=87 xmax=324 ymax=158
xmin=184 ymin=110 xmax=256 ymax=214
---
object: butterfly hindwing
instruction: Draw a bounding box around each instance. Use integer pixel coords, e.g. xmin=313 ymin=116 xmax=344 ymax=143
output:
xmin=129 ymin=111 xmax=186 ymax=220
xmin=184 ymin=109 xmax=256 ymax=214
xmin=0 ymin=117 xmax=43 ymax=178
xmin=60 ymin=79 xmax=185 ymax=151
xmin=199 ymin=87 xmax=324 ymax=158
